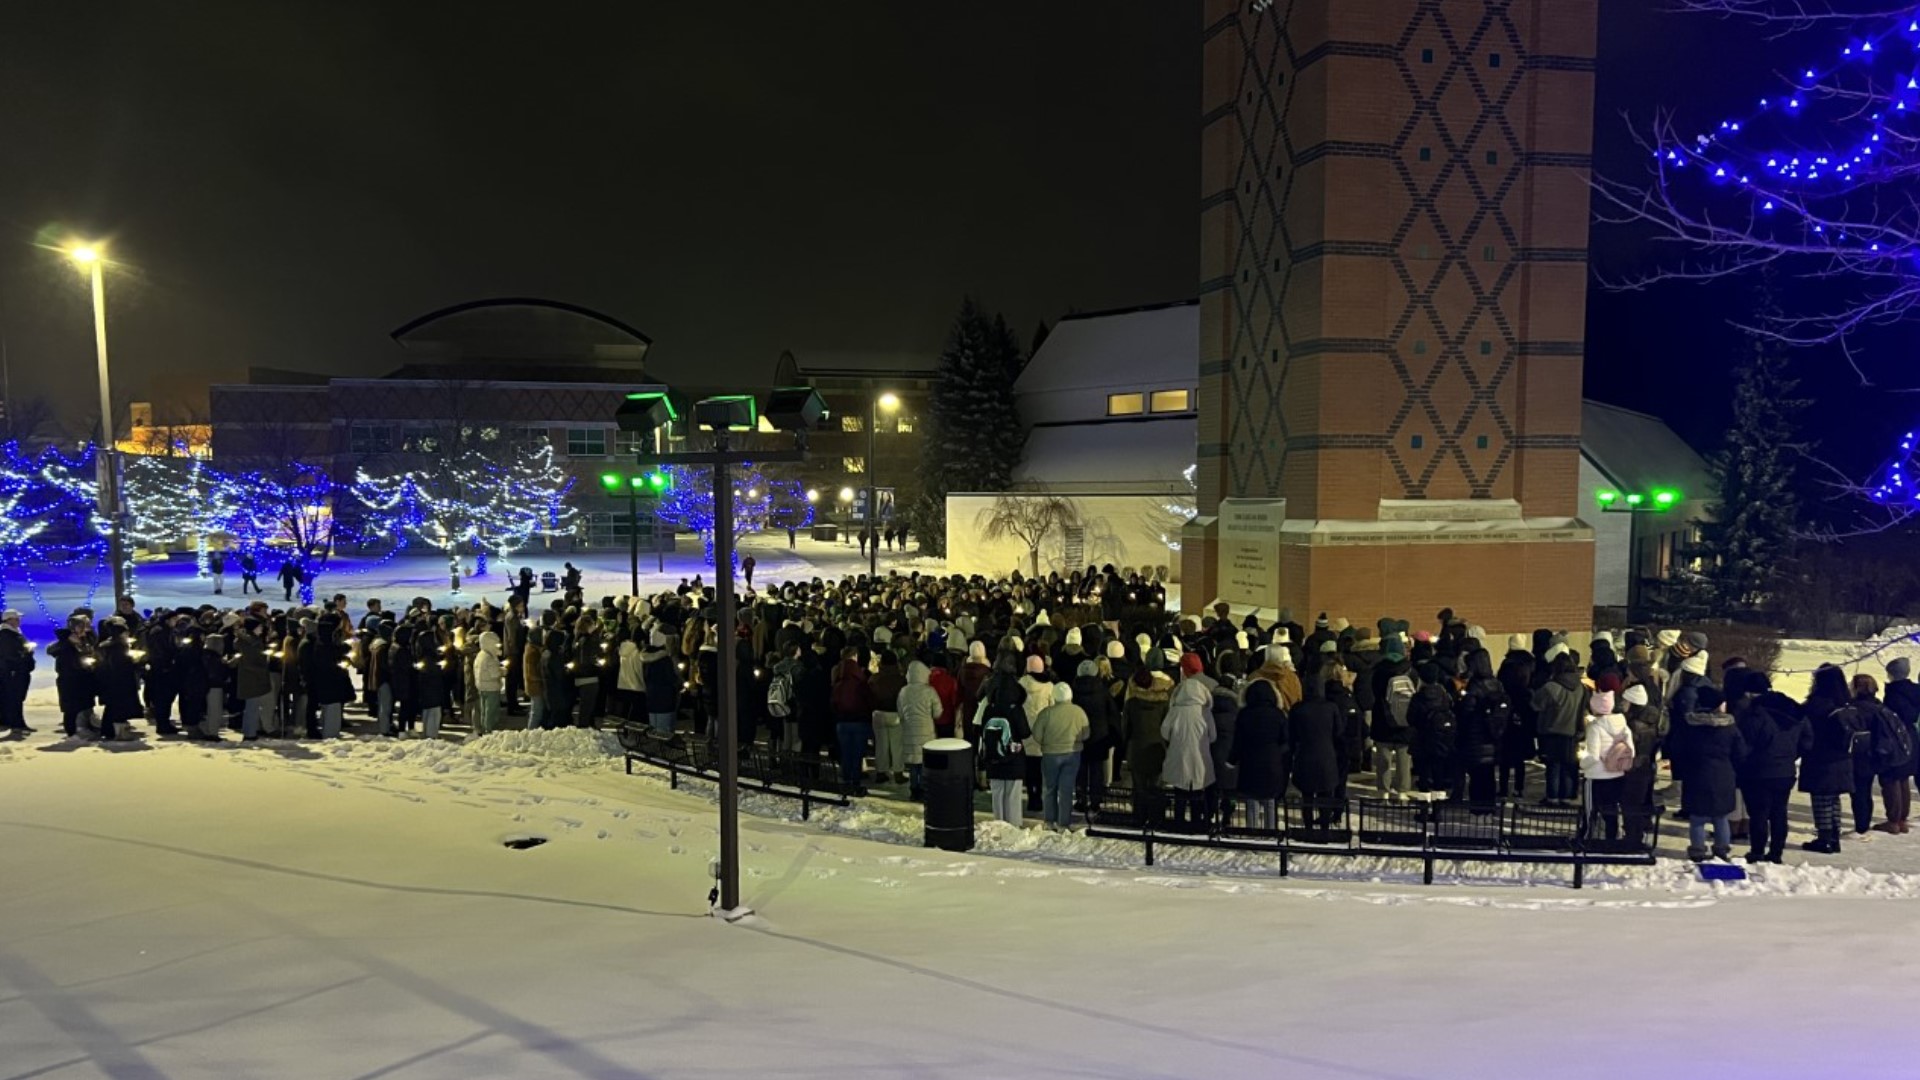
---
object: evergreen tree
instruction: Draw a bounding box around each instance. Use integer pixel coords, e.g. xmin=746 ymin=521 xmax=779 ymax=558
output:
xmin=1702 ymin=281 xmax=1811 ymax=614
xmin=913 ymin=297 xmax=1025 ymax=556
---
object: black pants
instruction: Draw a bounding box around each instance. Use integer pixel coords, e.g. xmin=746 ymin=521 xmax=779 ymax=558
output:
xmin=1852 ymin=773 xmax=1877 ymax=834
xmin=1620 ymin=761 xmax=1657 ymax=845
xmin=148 ymin=682 xmax=180 ymax=733
xmin=1172 ymin=787 xmax=1208 ymax=831
xmin=1741 ymin=777 xmax=1793 ymax=858
xmin=1025 ymin=756 xmax=1042 ymax=811
xmin=1586 ymin=776 xmax=1625 ymax=840
xmin=1079 ymin=736 xmax=1112 ymax=807
xmin=1463 ymin=763 xmax=1497 ymax=808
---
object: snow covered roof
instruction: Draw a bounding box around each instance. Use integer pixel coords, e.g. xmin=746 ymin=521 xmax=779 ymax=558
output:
xmin=1017 ymin=301 xmax=1199 ymax=396
xmin=1014 ymin=416 xmax=1197 ymax=494
xmin=1580 ymin=399 xmax=1712 ymax=501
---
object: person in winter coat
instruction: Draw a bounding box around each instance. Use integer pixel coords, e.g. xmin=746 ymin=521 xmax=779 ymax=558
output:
xmin=1246 ymin=644 xmax=1304 ymax=709
xmin=1208 ymin=653 xmax=1243 ymax=822
xmin=95 ymin=621 xmax=144 ymax=736
xmin=1230 ymin=678 xmax=1289 ymax=830
xmin=1408 ymin=661 xmax=1458 ymax=794
xmin=1496 ymin=637 xmax=1538 ymax=799
xmin=1577 ymin=689 xmax=1633 ymax=840
xmin=869 ymin=651 xmax=908 ymax=785
xmin=1619 ymin=683 xmax=1666 ymax=846
xmin=1016 ymin=655 xmax=1054 ymax=811
xmin=1073 ymin=658 xmax=1115 ymax=809
xmin=1031 ymin=682 xmax=1089 ymax=829
xmin=1123 ymin=667 xmax=1174 ymax=801
xmin=1854 ymin=673 xmax=1915 ymax=834
xmin=49 ymin=619 xmax=97 ymax=738
xmin=1663 ymin=650 xmax=1713 ymax=815
xmin=1160 ymin=677 xmax=1216 ymax=830
xmin=897 ymin=659 xmax=942 ymax=801
xmin=977 ymin=654 xmax=1032 ymax=825
xmin=1531 ymin=648 xmax=1587 ymax=806
xmin=1733 ymin=678 xmax=1809 ymax=863
xmin=1800 ymin=665 xmax=1863 ymax=853
xmin=473 ymin=630 xmax=505 ymax=736
xmin=958 ymin=641 xmax=993 ymax=739
xmin=199 ymin=633 xmax=232 ymax=740
xmin=307 ymin=614 xmax=355 ymax=739
xmin=1371 ymin=647 xmax=1417 ymax=798
xmin=1325 ymin=673 xmax=1366 ymax=799
xmin=232 ymin=620 xmax=273 ymax=740
xmin=1455 ymin=649 xmax=1509 ymax=808
xmin=1671 ymin=683 xmax=1746 ymax=861
xmin=1289 ymin=673 xmax=1348 ymax=823
xmin=830 ymin=650 xmax=874 ymax=793
xmin=640 ymin=630 xmax=679 ymax=735
xmin=522 ymin=626 xmax=548 ymax=731
xmin=614 ymin=630 xmax=646 ymax=724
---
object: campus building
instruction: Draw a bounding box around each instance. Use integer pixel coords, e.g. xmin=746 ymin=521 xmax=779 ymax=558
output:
xmin=1184 ymin=0 xmax=1601 ymax=633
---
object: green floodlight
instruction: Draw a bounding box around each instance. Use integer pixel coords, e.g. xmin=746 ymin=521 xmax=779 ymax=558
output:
xmin=600 ymin=472 xmax=622 ymax=491
xmin=629 ymin=475 xmax=646 ymax=488
xmin=1625 ymin=492 xmax=1644 ymax=507
xmin=1596 ymin=489 xmax=1619 ymax=507
xmin=646 ymin=470 xmax=671 ymax=492
xmin=1652 ymin=488 xmax=1680 ymax=509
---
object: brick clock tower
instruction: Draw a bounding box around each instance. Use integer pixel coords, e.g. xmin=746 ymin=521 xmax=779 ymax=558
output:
xmin=1183 ymin=0 xmax=1597 ymax=637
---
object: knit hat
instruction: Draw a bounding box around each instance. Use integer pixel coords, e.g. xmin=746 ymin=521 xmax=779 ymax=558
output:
xmin=1025 ymin=655 xmax=1045 ymax=675
xmin=1105 ymin=640 xmax=1124 ymax=660
xmin=1052 ymin=682 xmax=1073 ymax=705
xmin=1593 ymin=630 xmax=1614 ymax=650
xmin=1318 ymin=639 xmax=1338 ymax=654
xmin=0 ymin=609 xmax=20 ymax=622
xmin=1235 ymin=630 xmax=1250 ymax=651
xmin=1626 ymin=644 xmax=1653 ymax=664
xmin=1891 ymin=658 xmax=1913 ymax=681
xmin=1466 ymin=625 xmax=1486 ymax=645
xmin=1135 ymin=633 xmax=1152 ymax=656
xmin=1034 ymin=610 xmax=1050 ymax=627
xmin=1622 ymin=684 xmax=1649 ymax=707
xmin=1596 ymin=672 xmax=1623 ymax=694
xmin=1680 ymin=652 xmax=1709 ymax=676
xmin=1332 ymin=617 xmax=1350 ymax=634
xmin=1507 ymin=633 xmax=1528 ymax=652
xmin=1412 ymin=630 xmax=1433 ymax=644
xmin=1590 ymin=690 xmax=1615 ymax=716
xmin=1656 ymin=629 xmax=1681 ymax=649
xmin=1179 ymin=652 xmax=1204 ymax=677
xmin=969 ymin=641 xmax=988 ymax=663
xmin=873 ymin=626 xmax=892 ymax=644
xmin=1315 ymin=612 xmax=1329 ymax=629
xmin=1265 ymin=644 xmax=1288 ymax=666
xmin=1065 ymin=626 xmax=1082 ymax=647
xmin=1272 ymin=628 xmax=1290 ymax=645
xmin=1544 ymin=642 xmax=1569 ymax=663
xmin=1683 ymin=631 xmax=1709 ymax=653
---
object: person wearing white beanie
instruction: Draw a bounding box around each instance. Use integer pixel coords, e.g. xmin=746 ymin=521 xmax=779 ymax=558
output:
xmin=1680 ymin=652 xmax=1708 ymax=677
xmin=1064 ymin=626 xmax=1082 ymax=647
xmin=1105 ymin=640 xmax=1125 ymax=660
xmin=1506 ymin=633 xmax=1529 ymax=653
xmin=1235 ymin=630 xmax=1250 ymax=651
xmin=968 ymin=640 xmax=989 ymax=665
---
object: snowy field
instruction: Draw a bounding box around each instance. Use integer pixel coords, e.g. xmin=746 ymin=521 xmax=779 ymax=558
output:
xmin=7 ymin=720 xmax=1920 ymax=1078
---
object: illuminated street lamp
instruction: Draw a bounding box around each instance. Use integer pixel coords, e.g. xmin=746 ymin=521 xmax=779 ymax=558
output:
xmin=67 ymin=241 xmax=127 ymax=601
xmin=866 ymin=389 xmax=901 ymax=576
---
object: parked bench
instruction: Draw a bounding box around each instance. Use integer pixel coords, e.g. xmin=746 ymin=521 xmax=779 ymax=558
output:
xmin=618 ymin=724 xmax=852 ymax=820
xmin=1086 ymin=789 xmax=1663 ymax=889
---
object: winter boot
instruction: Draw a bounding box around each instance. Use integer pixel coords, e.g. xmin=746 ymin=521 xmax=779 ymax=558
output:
xmin=1711 ymin=845 xmax=1732 ymax=862
xmin=1686 ymin=845 xmax=1708 ymax=864
xmin=1743 ymin=849 xmax=1767 ymax=864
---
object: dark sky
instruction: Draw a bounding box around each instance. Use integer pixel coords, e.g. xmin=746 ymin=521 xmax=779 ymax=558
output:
xmin=0 ymin=1 xmax=1902 ymax=485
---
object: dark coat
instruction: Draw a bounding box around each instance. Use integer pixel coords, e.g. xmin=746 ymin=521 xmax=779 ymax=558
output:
xmin=1073 ymin=670 xmax=1114 ymax=745
xmin=50 ymin=633 xmax=96 ymax=716
xmin=981 ymin=674 xmax=1031 ymax=782
xmin=1675 ymin=711 xmax=1747 ymax=817
xmin=1496 ymin=650 xmax=1537 ymax=766
xmin=1734 ymin=692 xmax=1808 ymax=785
xmin=1122 ymin=675 xmax=1173 ymax=789
xmin=1286 ymin=685 xmax=1345 ymax=799
xmin=415 ymin=637 xmax=452 ymax=711
xmin=1230 ymin=680 xmax=1288 ymax=800
xmin=1885 ymin=678 xmax=1920 ymax=729
xmin=1456 ymin=673 xmax=1510 ymax=769
xmin=1369 ymin=656 xmax=1415 ymax=745
xmin=1326 ymin=681 xmax=1366 ymax=769
xmin=1800 ymin=698 xmax=1865 ymax=796
xmin=1408 ymin=675 xmax=1458 ymax=764
xmin=640 ymin=649 xmax=679 ymax=714
xmin=96 ymin=639 xmax=144 ymax=724
xmin=1210 ymin=681 xmax=1241 ymax=793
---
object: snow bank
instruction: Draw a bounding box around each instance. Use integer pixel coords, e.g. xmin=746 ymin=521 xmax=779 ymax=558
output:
xmin=316 ymin=728 xmax=624 ymax=777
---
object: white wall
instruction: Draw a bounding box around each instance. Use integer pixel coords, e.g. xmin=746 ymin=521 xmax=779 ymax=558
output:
xmin=945 ymin=493 xmax=1181 ymax=582
xmin=1579 ymin=455 xmax=1709 ymax=609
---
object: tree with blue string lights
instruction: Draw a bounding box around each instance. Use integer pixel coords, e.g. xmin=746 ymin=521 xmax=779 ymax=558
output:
xmin=0 ymin=442 xmax=110 ymax=624
xmin=650 ymin=462 xmax=810 ymax=570
xmin=353 ymin=442 xmax=577 ymax=580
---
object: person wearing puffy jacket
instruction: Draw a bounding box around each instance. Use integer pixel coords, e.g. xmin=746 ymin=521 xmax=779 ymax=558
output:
xmin=1530 ymin=648 xmax=1587 ymax=806
xmin=1160 ymin=678 xmax=1216 ymax=831
xmin=473 ymin=629 xmax=504 ymax=736
xmin=1577 ymin=689 xmax=1632 ymax=840
xmin=897 ymin=660 xmax=942 ymax=801
xmin=830 ymin=650 xmax=874 ymax=793
xmin=1672 ymin=684 xmax=1747 ymax=862
xmin=1455 ymin=649 xmax=1509 ymax=808
xmin=1030 ymin=682 xmax=1089 ymax=830
xmin=1231 ymin=679 xmax=1289 ymax=830
xmin=1734 ymin=678 xmax=1809 ymax=863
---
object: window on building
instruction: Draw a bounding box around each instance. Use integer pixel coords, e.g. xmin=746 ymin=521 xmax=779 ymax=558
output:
xmin=1150 ymin=389 xmax=1192 ymax=413
xmin=615 ymin=429 xmax=649 ymax=457
xmin=1421 ymin=48 xmax=1434 ymax=64
xmin=1486 ymin=150 xmax=1499 ymax=165
xmin=1410 ymin=435 xmax=1424 ymax=449
xmin=349 ymin=423 xmax=394 ymax=455
xmin=843 ymin=456 xmax=866 ymax=474
xmin=1489 ymin=53 xmax=1502 ymax=68
xmin=1107 ymin=393 xmax=1145 ymax=416
xmin=1476 ymin=435 xmax=1489 ymax=449
xmin=1412 ymin=340 xmax=1427 ymax=355
xmin=841 ymin=414 xmax=864 ymax=433
xmin=400 ymin=425 xmax=440 ymax=454
xmin=1479 ymin=340 xmax=1493 ymax=355
xmin=566 ymin=428 xmax=608 ymax=457
xmin=895 ymin=414 xmax=915 ymax=434
xmin=1418 ymin=147 xmax=1432 ymax=162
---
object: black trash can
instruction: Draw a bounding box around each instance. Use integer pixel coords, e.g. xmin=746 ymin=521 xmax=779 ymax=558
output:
xmin=922 ymin=737 xmax=976 ymax=852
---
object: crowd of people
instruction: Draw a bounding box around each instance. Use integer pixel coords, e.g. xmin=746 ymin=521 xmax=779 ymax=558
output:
xmin=2 ymin=564 xmax=1916 ymax=866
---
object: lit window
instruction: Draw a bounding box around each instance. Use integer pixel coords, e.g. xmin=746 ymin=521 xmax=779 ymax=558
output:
xmin=1107 ymin=393 xmax=1145 ymax=416
xmin=615 ymin=430 xmax=648 ymax=456
xmin=841 ymin=415 xmax=864 ymax=433
xmin=566 ymin=428 xmax=608 ymax=457
xmin=843 ymin=456 xmax=866 ymax=474
xmin=1150 ymin=390 xmax=1192 ymax=413
xmin=895 ymin=414 xmax=915 ymax=434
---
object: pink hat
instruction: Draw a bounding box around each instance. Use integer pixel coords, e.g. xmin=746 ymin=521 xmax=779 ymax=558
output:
xmin=1590 ymin=690 xmax=1615 ymax=716
xmin=1025 ymin=655 xmax=1045 ymax=675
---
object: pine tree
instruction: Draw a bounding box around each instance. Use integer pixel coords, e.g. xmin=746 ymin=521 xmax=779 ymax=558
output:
xmin=913 ymin=297 xmax=1026 ymax=556
xmin=1702 ymin=281 xmax=1811 ymax=615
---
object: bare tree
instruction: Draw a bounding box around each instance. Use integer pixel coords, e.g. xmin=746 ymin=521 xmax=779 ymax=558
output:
xmin=977 ymin=491 xmax=1081 ymax=578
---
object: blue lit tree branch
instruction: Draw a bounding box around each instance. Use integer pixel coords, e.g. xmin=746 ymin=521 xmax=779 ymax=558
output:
xmin=651 ymin=463 xmax=810 ymax=570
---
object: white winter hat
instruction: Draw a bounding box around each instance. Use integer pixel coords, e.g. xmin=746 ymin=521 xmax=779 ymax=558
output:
xmin=1466 ymin=625 xmax=1486 ymax=644
xmin=1136 ymin=633 xmax=1152 ymax=655
xmin=1507 ymin=633 xmax=1528 ymax=652
xmin=1034 ymin=610 xmax=1051 ymax=627
xmin=1235 ymin=631 xmax=1250 ymax=651
xmin=1657 ymin=629 xmax=1681 ymax=649
xmin=1544 ymin=642 xmax=1569 ymax=663
xmin=650 ymin=629 xmax=669 ymax=648
xmin=1681 ymin=652 xmax=1709 ymax=676
xmin=873 ymin=626 xmax=892 ymax=644
xmin=969 ymin=641 xmax=988 ymax=663
xmin=1051 ymin=682 xmax=1073 ymax=705
xmin=1622 ymin=684 xmax=1649 ymax=707
xmin=1265 ymin=644 xmax=1288 ymax=666
xmin=1272 ymin=628 xmax=1291 ymax=645
xmin=1065 ymin=626 xmax=1082 ymax=646
xmin=1106 ymin=640 xmax=1124 ymax=659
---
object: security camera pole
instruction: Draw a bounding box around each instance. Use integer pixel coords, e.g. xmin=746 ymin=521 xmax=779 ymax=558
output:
xmin=631 ymin=389 xmax=821 ymax=917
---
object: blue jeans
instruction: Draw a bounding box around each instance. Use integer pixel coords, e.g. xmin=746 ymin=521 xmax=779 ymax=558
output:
xmin=241 ymin=695 xmax=268 ymax=739
xmin=1689 ymin=815 xmax=1732 ymax=853
xmin=376 ymin=685 xmax=393 ymax=734
xmin=527 ymin=698 xmax=546 ymax=731
xmin=837 ymin=722 xmax=869 ymax=788
xmin=1042 ymin=752 xmax=1080 ymax=828
xmin=651 ymin=711 xmax=676 ymax=734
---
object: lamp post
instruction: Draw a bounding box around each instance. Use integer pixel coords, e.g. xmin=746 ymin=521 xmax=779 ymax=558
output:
xmin=1595 ymin=487 xmax=1683 ymax=617
xmin=601 ymin=470 xmax=670 ymax=594
xmin=866 ymin=389 xmax=899 ymax=577
xmin=69 ymin=244 xmax=127 ymax=602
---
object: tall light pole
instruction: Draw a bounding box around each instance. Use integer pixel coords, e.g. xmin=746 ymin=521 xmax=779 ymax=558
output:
xmin=69 ymin=244 xmax=127 ymax=602
xmin=866 ymin=389 xmax=899 ymax=577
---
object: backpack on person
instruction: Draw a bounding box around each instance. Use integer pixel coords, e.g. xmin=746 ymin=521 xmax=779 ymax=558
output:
xmin=1385 ymin=672 xmax=1417 ymax=729
xmin=980 ymin=715 xmax=1017 ymax=769
xmin=1601 ymin=727 xmax=1635 ymax=773
xmin=1831 ymin=705 xmax=1875 ymax=758
xmin=1874 ymin=706 xmax=1915 ymax=768
xmin=766 ymin=669 xmax=794 ymax=718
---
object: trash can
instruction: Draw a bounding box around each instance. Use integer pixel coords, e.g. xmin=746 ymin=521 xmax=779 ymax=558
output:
xmin=811 ymin=524 xmax=839 ymax=542
xmin=921 ymin=737 xmax=975 ymax=852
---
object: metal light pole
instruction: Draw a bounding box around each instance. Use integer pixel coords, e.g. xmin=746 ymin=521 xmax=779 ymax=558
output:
xmin=864 ymin=388 xmax=899 ymax=578
xmin=72 ymin=245 xmax=127 ymax=602
xmin=626 ymin=480 xmax=640 ymax=596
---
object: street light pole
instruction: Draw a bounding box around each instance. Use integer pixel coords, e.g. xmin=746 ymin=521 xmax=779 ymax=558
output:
xmin=75 ymin=248 xmax=126 ymax=602
xmin=866 ymin=392 xmax=877 ymax=578
xmin=712 ymin=444 xmax=739 ymax=912
xmin=627 ymin=481 xmax=640 ymax=597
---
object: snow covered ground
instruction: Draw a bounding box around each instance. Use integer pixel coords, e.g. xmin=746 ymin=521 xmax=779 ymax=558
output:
xmin=7 ymin=720 xmax=1920 ymax=1078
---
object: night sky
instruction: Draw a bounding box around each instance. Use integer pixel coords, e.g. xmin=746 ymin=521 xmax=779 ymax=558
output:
xmin=0 ymin=1 xmax=1903 ymax=491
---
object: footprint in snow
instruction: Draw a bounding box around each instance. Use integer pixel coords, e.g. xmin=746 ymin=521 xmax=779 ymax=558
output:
xmin=596 ymin=829 xmax=610 ymax=840
xmin=862 ymin=877 xmax=906 ymax=889
xmin=808 ymin=868 xmax=839 ymax=879
xmin=553 ymin=817 xmax=583 ymax=829
xmin=609 ymin=809 xmax=630 ymax=820
xmin=631 ymin=829 xmax=657 ymax=839
xmin=668 ymin=844 xmax=685 ymax=855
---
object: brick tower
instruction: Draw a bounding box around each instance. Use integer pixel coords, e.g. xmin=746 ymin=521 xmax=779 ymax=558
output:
xmin=1182 ymin=0 xmax=1596 ymax=636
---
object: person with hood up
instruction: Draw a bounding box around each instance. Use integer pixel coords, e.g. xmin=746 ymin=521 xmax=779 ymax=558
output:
xmin=1799 ymin=664 xmax=1861 ymax=853
xmin=1123 ymin=665 xmax=1174 ymax=800
xmin=1855 ymin=673 xmax=1915 ymax=834
xmin=958 ymin=641 xmax=993 ymax=739
xmin=1017 ymin=654 xmax=1054 ymax=812
xmin=1160 ymin=676 xmax=1216 ymax=830
xmin=1408 ymin=659 xmax=1458 ymax=794
xmin=232 ymin=619 xmax=272 ymax=741
xmin=1031 ymin=682 xmax=1090 ymax=830
xmin=1455 ymin=649 xmax=1510 ymax=808
xmin=1577 ymin=688 xmax=1633 ymax=840
xmin=1231 ymin=678 xmax=1289 ymax=830
xmin=48 ymin=617 xmax=97 ymax=738
xmin=1246 ymin=643 xmax=1304 ymax=709
xmin=1370 ymin=640 xmax=1417 ymax=798
xmin=976 ymin=652 xmax=1031 ymax=825
xmin=1496 ymin=635 xmax=1537 ymax=800
xmin=96 ymin=620 xmax=143 ymax=738
xmin=1208 ymin=651 xmax=1243 ymax=822
xmin=1290 ymin=674 xmax=1348 ymax=824
xmin=869 ymin=650 xmax=908 ymax=785
xmin=1733 ymin=675 xmax=1809 ymax=863
xmin=1073 ymin=658 xmax=1115 ymax=809
xmin=897 ymin=659 xmax=942 ymax=801
xmin=539 ymin=626 xmax=572 ymax=735
xmin=1530 ymin=644 xmax=1587 ymax=807
xmin=830 ymin=647 xmax=874 ymax=793
xmin=472 ymin=629 xmax=504 ymax=735
xmin=308 ymin=614 xmax=355 ymax=740
xmin=1671 ymin=683 xmax=1747 ymax=862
